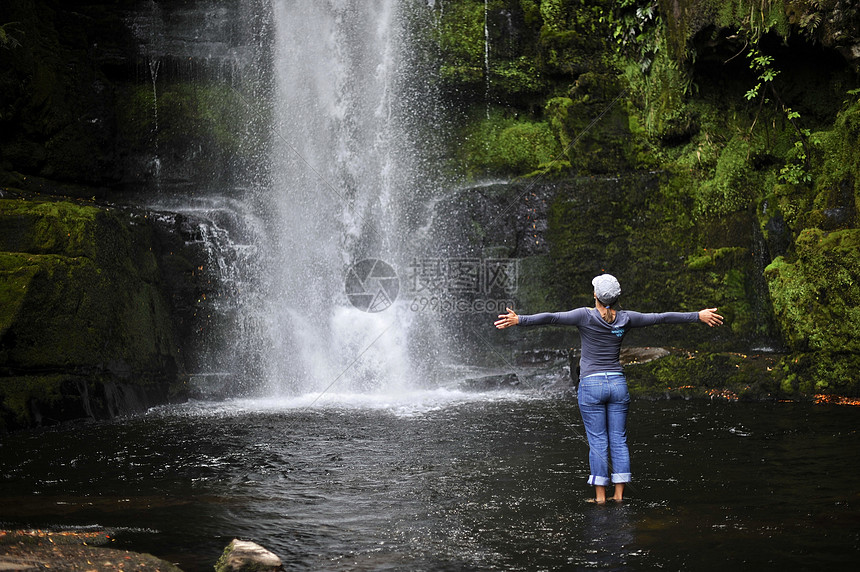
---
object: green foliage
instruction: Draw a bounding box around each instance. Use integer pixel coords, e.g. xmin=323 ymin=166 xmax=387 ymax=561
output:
xmin=623 ymin=51 xmax=696 ymax=139
xmin=434 ymin=0 xmax=485 ymax=85
xmin=714 ymin=0 xmax=791 ymax=44
xmin=491 ymin=56 xmax=545 ymax=95
xmin=606 ymin=0 xmax=661 ymax=72
xmin=778 ymin=137 xmax=812 ymax=185
xmin=744 ymin=48 xmax=779 ymax=101
xmin=736 ymin=20 xmax=835 ymax=191
xmin=537 ymin=0 xmax=614 ymax=74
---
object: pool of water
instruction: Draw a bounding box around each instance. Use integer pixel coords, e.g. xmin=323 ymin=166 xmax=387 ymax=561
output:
xmin=1 ymin=389 xmax=858 ymax=570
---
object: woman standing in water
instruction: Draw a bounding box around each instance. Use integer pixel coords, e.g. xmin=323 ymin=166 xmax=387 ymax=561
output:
xmin=494 ymin=274 xmax=724 ymax=503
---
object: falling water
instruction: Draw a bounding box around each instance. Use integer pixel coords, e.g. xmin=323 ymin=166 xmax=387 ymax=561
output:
xmin=257 ymin=1 xmax=443 ymax=396
xmin=484 ymin=0 xmax=491 ymax=119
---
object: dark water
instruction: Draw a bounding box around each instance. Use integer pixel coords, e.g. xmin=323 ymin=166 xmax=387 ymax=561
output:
xmin=1 ymin=390 xmax=858 ymax=571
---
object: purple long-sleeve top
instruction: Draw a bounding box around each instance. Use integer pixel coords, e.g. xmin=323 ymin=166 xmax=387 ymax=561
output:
xmin=517 ymin=308 xmax=699 ymax=379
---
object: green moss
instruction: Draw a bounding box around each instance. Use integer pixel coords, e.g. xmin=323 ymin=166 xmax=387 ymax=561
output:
xmin=694 ymin=135 xmax=758 ymax=216
xmin=537 ymin=0 xmax=612 ymax=75
xmin=434 ymin=0 xmax=486 ymax=87
xmin=0 ymin=198 xmax=100 ymax=258
xmin=685 ymin=246 xmax=747 ymax=270
xmin=459 ymin=108 xmax=561 ymax=177
xmin=544 ymin=72 xmax=632 ymax=173
xmin=0 ymin=254 xmax=38 ymax=333
xmin=623 ymin=51 xmax=695 ymax=139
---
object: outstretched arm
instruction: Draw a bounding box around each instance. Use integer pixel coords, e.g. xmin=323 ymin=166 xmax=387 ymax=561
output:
xmin=698 ymin=308 xmax=724 ymax=327
xmin=494 ymin=307 xmax=519 ymax=329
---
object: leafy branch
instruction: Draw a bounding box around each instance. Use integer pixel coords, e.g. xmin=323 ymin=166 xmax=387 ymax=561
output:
xmin=743 ymin=45 xmax=813 ymax=185
xmin=744 ymin=49 xmax=778 ymax=102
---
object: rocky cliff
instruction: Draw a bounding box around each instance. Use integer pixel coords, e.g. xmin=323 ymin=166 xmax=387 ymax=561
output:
xmin=0 ymin=195 xmax=185 ymax=431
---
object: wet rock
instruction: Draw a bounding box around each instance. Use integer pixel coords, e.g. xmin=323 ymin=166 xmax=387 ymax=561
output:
xmin=620 ymin=346 xmax=671 ymax=365
xmin=215 ymin=539 xmax=284 ymax=572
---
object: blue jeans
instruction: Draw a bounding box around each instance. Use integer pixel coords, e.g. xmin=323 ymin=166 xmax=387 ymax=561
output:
xmin=577 ymin=372 xmax=632 ymax=486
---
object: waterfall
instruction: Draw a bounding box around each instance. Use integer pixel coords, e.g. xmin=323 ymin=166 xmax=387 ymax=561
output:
xmin=258 ymin=0 xmax=442 ymax=396
xmin=126 ymin=0 xmax=446 ymax=397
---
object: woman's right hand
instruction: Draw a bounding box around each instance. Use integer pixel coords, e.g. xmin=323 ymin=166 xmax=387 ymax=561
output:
xmin=494 ymin=308 xmax=519 ymax=329
xmin=698 ymin=308 xmax=724 ymax=327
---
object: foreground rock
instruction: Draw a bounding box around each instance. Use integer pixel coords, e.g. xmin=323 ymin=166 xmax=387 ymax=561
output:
xmin=215 ymin=539 xmax=284 ymax=572
xmin=1 ymin=531 xmax=287 ymax=572
xmin=0 ymin=530 xmax=182 ymax=571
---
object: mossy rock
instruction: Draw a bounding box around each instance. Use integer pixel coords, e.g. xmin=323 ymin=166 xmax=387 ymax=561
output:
xmin=764 ymin=227 xmax=860 ymax=353
xmin=772 ymin=351 xmax=860 ymax=396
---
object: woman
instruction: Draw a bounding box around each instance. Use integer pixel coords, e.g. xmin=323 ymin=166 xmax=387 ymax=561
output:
xmin=494 ymin=274 xmax=723 ymax=503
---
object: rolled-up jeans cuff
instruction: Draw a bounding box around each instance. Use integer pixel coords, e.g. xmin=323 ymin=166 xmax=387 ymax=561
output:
xmin=588 ymin=475 xmax=611 ymax=486
xmin=612 ymin=473 xmax=632 ymax=484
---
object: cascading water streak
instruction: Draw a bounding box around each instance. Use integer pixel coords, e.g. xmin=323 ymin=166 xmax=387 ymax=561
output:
xmin=259 ymin=0 xmax=435 ymax=397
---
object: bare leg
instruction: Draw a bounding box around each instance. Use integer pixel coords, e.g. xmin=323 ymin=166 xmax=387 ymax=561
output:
xmin=613 ymin=483 xmax=624 ymax=501
xmin=594 ymin=485 xmax=607 ymax=503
